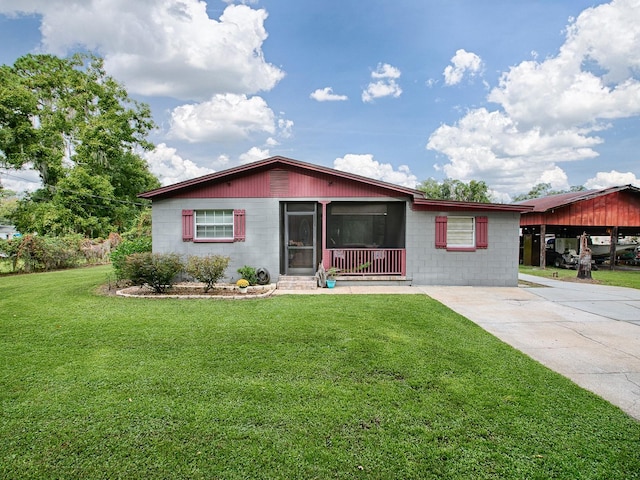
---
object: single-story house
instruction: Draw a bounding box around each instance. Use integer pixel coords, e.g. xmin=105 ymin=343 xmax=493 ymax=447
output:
xmin=139 ymin=156 xmax=532 ymax=287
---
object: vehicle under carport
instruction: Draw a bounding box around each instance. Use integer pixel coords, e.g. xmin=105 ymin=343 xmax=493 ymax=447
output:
xmin=518 ymin=185 xmax=640 ymax=269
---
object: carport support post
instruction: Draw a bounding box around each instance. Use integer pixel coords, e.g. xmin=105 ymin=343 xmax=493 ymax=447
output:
xmin=608 ymin=227 xmax=618 ymax=270
xmin=539 ymin=224 xmax=546 ymax=268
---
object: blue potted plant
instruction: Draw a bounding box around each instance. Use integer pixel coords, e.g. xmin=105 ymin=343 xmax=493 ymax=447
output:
xmin=325 ymin=267 xmax=338 ymax=288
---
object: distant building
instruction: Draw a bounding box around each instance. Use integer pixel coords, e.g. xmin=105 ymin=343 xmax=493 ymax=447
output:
xmin=0 ymin=225 xmax=19 ymax=240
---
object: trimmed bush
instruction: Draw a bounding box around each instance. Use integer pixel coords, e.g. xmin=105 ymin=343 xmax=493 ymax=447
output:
xmin=186 ymin=255 xmax=230 ymax=292
xmin=123 ymin=252 xmax=184 ymax=293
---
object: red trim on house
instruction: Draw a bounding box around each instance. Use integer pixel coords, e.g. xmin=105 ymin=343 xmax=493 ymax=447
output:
xmin=476 ymin=216 xmax=488 ymax=249
xmin=329 ymin=248 xmax=406 ymax=276
xmin=233 ymin=209 xmax=246 ymax=242
xmin=182 ymin=210 xmax=193 ymax=242
xmin=414 ymin=199 xmax=531 ymax=213
xmin=435 ymin=216 xmax=447 ymax=249
xmin=193 ymin=239 xmax=233 ymax=243
xmin=142 ymin=156 xmax=534 ymax=217
xmin=140 ymin=156 xmax=423 ymax=201
xmin=436 ymin=215 xmax=489 ymax=251
xmin=320 ymin=201 xmax=331 ymax=269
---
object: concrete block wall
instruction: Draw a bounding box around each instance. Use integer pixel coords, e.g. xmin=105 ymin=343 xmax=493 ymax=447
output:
xmin=152 ymin=198 xmax=281 ymax=283
xmin=152 ymin=197 xmax=523 ymax=287
xmin=406 ymin=209 xmax=521 ymax=286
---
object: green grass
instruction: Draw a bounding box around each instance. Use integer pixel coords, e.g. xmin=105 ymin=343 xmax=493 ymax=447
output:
xmin=2 ymin=266 xmax=639 ymax=479
xmin=520 ymin=264 xmax=640 ymax=289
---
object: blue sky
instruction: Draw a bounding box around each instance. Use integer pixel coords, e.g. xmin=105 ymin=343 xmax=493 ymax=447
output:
xmin=1 ymin=0 xmax=639 ymax=201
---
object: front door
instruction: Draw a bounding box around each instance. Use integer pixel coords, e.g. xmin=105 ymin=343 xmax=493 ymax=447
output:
xmin=284 ymin=203 xmax=317 ymax=275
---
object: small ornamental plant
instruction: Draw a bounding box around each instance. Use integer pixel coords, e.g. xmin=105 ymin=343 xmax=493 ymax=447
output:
xmin=237 ymin=265 xmax=258 ymax=285
xmin=236 ymin=278 xmax=249 ymax=288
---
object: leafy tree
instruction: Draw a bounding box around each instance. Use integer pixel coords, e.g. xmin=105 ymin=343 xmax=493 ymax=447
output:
xmin=0 ymin=188 xmax=18 ymax=224
xmin=418 ymin=178 xmax=491 ymax=203
xmin=512 ymin=183 xmax=586 ymax=202
xmin=0 ymin=53 xmax=160 ymax=236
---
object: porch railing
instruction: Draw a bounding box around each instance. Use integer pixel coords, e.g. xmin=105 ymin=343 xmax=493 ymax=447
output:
xmin=329 ymin=248 xmax=406 ymax=276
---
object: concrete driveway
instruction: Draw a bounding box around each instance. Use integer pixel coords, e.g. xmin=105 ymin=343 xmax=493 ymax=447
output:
xmin=418 ymin=273 xmax=640 ymax=421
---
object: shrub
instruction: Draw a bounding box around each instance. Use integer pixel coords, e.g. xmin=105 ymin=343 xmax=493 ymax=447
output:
xmin=0 ymin=238 xmax=20 ymax=272
xmin=123 ymin=252 xmax=184 ymax=293
xmin=237 ymin=265 xmax=258 ymax=285
xmin=12 ymin=234 xmax=84 ymax=272
xmin=185 ymin=255 xmax=230 ymax=292
xmin=110 ymin=236 xmax=152 ymax=281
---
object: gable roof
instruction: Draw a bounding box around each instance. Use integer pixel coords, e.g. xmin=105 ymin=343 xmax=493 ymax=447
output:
xmin=139 ymin=156 xmax=422 ymax=200
xmin=516 ymin=185 xmax=640 ymax=213
xmin=139 ymin=155 xmax=532 ymax=212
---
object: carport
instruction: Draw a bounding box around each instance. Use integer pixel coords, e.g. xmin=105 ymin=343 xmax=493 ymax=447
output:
xmin=518 ymin=185 xmax=640 ymax=269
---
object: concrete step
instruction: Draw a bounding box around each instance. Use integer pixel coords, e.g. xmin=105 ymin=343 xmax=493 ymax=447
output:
xmin=276 ymin=275 xmax=318 ymax=290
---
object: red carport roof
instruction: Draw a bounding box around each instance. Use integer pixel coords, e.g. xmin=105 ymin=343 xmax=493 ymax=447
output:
xmin=515 ymin=185 xmax=640 ymax=213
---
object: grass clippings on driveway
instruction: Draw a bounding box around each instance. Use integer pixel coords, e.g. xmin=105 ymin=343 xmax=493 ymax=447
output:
xmin=1 ymin=266 xmax=639 ymax=479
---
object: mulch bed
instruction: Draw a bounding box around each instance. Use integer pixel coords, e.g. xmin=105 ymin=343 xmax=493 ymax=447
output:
xmin=102 ymin=283 xmax=275 ymax=298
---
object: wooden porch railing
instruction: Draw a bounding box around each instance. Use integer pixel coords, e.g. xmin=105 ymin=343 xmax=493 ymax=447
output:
xmin=329 ymin=248 xmax=406 ymax=276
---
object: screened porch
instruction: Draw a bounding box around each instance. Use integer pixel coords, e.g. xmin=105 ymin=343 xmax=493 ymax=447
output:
xmin=322 ymin=201 xmax=406 ymax=276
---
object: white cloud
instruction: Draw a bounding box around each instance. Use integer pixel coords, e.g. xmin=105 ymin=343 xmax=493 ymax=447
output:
xmin=169 ymin=93 xmax=275 ymax=143
xmin=333 ymin=154 xmax=417 ymax=188
xmin=443 ymin=49 xmax=483 ymax=86
xmin=0 ymin=1 xmax=284 ymax=101
xmin=537 ymin=166 xmax=570 ymax=192
xmin=310 ymin=87 xmax=348 ymax=102
xmin=215 ymin=154 xmax=230 ymax=169
xmin=428 ymin=0 xmax=640 ymax=198
xmin=487 ymin=0 xmax=640 ymax=131
xmin=585 ymin=170 xmax=640 ymax=189
xmin=428 ymin=108 xmax=600 ymax=195
xmin=143 ymin=143 xmax=214 ymax=186
xmin=277 ymin=118 xmax=294 ymax=138
xmin=239 ymin=146 xmax=270 ymax=165
xmin=362 ymin=63 xmax=402 ymax=103
xmin=371 ymin=63 xmax=401 ymax=79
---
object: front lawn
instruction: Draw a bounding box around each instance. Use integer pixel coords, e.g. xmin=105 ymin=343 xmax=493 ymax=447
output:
xmin=1 ymin=266 xmax=639 ymax=479
xmin=520 ymin=264 xmax=640 ymax=289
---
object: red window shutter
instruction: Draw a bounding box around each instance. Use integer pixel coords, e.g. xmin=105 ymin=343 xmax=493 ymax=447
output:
xmin=435 ymin=216 xmax=447 ymax=248
xmin=182 ymin=210 xmax=194 ymax=242
xmin=234 ymin=209 xmax=246 ymax=242
xmin=476 ymin=216 xmax=488 ymax=249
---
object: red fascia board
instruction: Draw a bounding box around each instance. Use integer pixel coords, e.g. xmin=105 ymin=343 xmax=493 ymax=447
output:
xmin=413 ymin=199 xmax=533 ymax=213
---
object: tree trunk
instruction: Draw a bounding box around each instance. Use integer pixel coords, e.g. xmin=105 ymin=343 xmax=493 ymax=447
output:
xmin=577 ymin=232 xmax=592 ymax=280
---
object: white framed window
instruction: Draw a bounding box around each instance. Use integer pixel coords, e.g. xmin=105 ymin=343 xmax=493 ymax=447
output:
xmin=195 ymin=209 xmax=234 ymax=240
xmin=446 ymin=216 xmax=475 ymax=248
xmin=435 ymin=215 xmax=488 ymax=251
